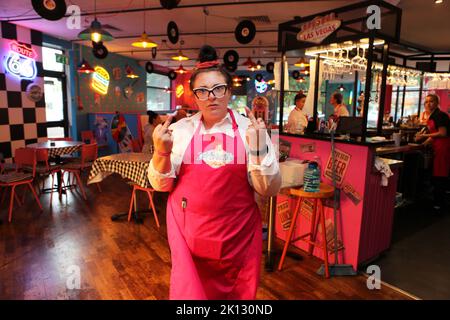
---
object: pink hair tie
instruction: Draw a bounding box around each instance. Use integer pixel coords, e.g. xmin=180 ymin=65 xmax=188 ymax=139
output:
xmin=195 ymin=60 xmax=220 ymax=69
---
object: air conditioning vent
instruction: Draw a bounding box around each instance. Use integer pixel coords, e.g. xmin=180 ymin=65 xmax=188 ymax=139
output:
xmin=238 ymin=16 xmax=271 ymax=25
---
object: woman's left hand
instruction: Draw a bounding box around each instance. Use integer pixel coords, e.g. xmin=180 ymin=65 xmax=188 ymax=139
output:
xmin=245 ymin=106 xmax=267 ymax=153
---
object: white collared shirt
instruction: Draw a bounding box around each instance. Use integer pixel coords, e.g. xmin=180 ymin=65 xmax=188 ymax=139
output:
xmin=147 ymin=109 xmax=281 ymax=196
xmin=287 ymin=108 xmax=308 ymax=133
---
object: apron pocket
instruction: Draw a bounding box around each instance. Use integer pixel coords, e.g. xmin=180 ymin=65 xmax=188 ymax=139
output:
xmin=189 ymin=236 xmax=223 ymax=260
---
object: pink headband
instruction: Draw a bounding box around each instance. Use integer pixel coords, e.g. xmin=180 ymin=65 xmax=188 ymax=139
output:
xmin=195 ymin=60 xmax=220 ymax=69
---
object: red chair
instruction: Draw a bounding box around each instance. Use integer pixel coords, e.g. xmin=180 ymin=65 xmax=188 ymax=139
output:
xmin=0 ymin=148 xmax=42 ymax=222
xmin=81 ymin=131 xmax=95 ymax=143
xmin=131 ymin=139 xmax=142 ymax=153
xmin=127 ymin=184 xmax=160 ymax=228
xmin=60 ymin=143 xmax=101 ymax=200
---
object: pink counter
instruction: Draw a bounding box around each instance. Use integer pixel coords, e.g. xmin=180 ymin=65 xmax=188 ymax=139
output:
xmin=275 ymin=135 xmax=402 ymax=271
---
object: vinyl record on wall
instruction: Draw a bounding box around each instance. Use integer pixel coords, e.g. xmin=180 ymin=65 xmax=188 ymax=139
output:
xmin=167 ymin=21 xmax=179 ymax=44
xmin=32 ymin=0 xmax=67 ymax=21
xmin=160 ymin=0 xmax=181 ymax=9
xmin=266 ymin=62 xmax=274 ymax=73
xmin=225 ymin=63 xmax=238 ymax=73
xmin=92 ymin=42 xmax=108 ymax=59
xmin=145 ymin=61 xmax=154 ymax=74
xmin=292 ymin=70 xmax=300 ymax=80
xmin=223 ymin=50 xmax=239 ymax=66
xmin=168 ymin=70 xmax=177 ymax=80
xmin=234 ymin=20 xmax=256 ymax=44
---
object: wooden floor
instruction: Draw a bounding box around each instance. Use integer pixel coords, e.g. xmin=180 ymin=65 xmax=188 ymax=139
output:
xmin=0 ymin=174 xmax=412 ymax=300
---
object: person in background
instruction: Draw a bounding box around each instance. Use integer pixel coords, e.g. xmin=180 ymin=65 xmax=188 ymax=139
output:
xmin=415 ymin=94 xmax=450 ymax=213
xmin=148 ymin=45 xmax=281 ymax=300
xmin=357 ymin=92 xmax=365 ymax=117
xmin=142 ymin=110 xmax=162 ymax=153
xmin=331 ymin=92 xmax=350 ymax=118
xmin=287 ymin=93 xmax=308 ymax=133
xmin=328 ymin=92 xmax=349 ymax=129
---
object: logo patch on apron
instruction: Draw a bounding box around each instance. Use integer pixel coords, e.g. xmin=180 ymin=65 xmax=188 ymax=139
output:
xmin=198 ymin=144 xmax=234 ymax=169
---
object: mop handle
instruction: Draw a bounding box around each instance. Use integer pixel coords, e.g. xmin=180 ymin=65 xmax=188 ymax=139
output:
xmin=331 ymin=130 xmax=339 ymax=264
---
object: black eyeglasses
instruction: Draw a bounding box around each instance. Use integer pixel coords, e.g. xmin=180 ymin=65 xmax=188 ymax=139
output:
xmin=192 ymin=84 xmax=228 ymax=101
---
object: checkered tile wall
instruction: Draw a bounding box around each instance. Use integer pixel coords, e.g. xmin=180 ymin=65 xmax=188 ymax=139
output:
xmin=0 ymin=22 xmax=47 ymax=163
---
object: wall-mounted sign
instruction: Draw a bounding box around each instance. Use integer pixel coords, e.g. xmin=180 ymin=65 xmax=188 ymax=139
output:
xmin=342 ymin=181 xmax=362 ymax=205
xmin=176 ymin=84 xmax=184 ymax=98
xmin=324 ymin=148 xmax=351 ymax=185
xmin=55 ymin=53 xmax=68 ymax=65
xmin=113 ymin=67 xmax=122 ymax=80
xmin=91 ymin=66 xmax=110 ymax=95
xmin=255 ymin=79 xmax=268 ymax=94
xmin=297 ymin=13 xmax=341 ymax=44
xmin=136 ymin=92 xmax=145 ymax=103
xmin=4 ymin=41 xmax=37 ymax=80
xmin=26 ymin=83 xmax=43 ymax=102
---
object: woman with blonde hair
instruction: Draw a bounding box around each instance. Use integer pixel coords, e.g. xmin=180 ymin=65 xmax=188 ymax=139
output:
xmin=415 ymin=93 xmax=450 ymax=212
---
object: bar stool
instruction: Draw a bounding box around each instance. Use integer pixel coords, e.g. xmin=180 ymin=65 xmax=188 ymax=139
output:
xmin=278 ymin=183 xmax=335 ymax=278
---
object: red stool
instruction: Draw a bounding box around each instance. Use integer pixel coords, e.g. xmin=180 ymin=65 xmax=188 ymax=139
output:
xmin=278 ymin=183 xmax=335 ymax=278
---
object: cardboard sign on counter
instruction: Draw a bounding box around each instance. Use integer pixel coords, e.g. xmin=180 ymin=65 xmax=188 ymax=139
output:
xmin=342 ymin=181 xmax=362 ymax=205
xmin=324 ymin=148 xmax=351 ymax=185
xmin=277 ymin=200 xmax=292 ymax=231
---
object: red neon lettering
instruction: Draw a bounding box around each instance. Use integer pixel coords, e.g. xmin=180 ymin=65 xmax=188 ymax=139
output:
xmin=10 ymin=41 xmax=35 ymax=59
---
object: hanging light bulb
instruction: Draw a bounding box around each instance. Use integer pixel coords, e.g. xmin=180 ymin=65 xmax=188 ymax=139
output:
xmin=339 ymin=84 xmax=345 ymax=92
xmin=78 ymin=18 xmax=114 ymax=43
xmin=243 ymin=57 xmax=257 ymax=71
xmin=171 ymin=50 xmax=189 ymax=61
xmin=175 ymin=65 xmax=187 ymax=74
xmin=132 ymin=32 xmax=158 ymax=48
xmin=125 ymin=65 xmax=139 ymax=78
xmin=77 ymin=59 xmax=95 ymax=74
xmin=294 ymin=57 xmax=310 ymax=68
xmin=256 ymin=60 xmax=263 ymax=70
xmin=132 ymin=0 xmax=157 ymax=48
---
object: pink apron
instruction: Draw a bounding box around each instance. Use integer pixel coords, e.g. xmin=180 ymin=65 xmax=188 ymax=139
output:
xmin=166 ymin=109 xmax=262 ymax=300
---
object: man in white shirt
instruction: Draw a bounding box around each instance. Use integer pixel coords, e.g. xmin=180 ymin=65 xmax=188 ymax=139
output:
xmin=287 ymin=93 xmax=308 ymax=134
xmin=331 ymin=92 xmax=350 ymax=118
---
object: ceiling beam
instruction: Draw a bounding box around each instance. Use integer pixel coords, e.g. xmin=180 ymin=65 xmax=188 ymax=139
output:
xmin=70 ymin=29 xmax=278 ymax=42
xmin=3 ymin=0 xmax=325 ymax=22
xmin=111 ymin=45 xmax=279 ymax=55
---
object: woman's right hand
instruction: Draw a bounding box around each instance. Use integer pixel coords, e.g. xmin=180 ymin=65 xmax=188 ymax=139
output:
xmin=153 ymin=115 xmax=174 ymax=153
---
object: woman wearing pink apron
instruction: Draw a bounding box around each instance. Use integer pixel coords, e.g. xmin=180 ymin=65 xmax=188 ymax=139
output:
xmin=148 ymin=45 xmax=281 ymax=299
xmin=416 ymin=94 xmax=450 ymax=212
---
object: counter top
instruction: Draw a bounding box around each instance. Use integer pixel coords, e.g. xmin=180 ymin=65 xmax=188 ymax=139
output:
xmin=281 ymin=132 xmax=394 ymax=147
xmin=376 ymin=143 xmax=424 ymax=155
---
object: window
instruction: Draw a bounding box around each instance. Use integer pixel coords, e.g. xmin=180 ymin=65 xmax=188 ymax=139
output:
xmin=42 ymin=47 xmax=64 ymax=72
xmin=147 ymin=73 xmax=171 ymax=111
xmin=42 ymin=45 xmax=68 ymax=137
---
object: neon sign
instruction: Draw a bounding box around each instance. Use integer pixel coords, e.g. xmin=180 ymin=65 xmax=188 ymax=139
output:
xmin=176 ymin=84 xmax=184 ymax=98
xmin=255 ymin=79 xmax=268 ymax=94
xmin=91 ymin=66 xmax=110 ymax=95
xmin=4 ymin=41 xmax=37 ymax=80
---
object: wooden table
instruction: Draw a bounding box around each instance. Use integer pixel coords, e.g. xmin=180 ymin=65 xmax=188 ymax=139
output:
xmin=88 ymin=152 xmax=153 ymax=223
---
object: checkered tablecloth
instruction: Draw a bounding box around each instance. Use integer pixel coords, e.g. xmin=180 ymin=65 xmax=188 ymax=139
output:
xmin=47 ymin=145 xmax=82 ymax=158
xmin=27 ymin=141 xmax=83 ymax=158
xmin=88 ymin=153 xmax=153 ymax=188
